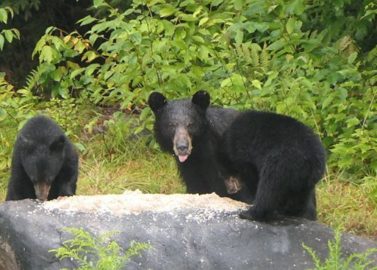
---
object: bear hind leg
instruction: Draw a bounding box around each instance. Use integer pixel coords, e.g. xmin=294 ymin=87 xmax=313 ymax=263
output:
xmin=239 ymin=152 xmax=315 ymax=222
xmin=283 ymin=188 xmax=317 ymax=220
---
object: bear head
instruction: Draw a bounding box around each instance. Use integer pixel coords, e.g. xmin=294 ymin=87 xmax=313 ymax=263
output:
xmin=18 ymin=116 xmax=67 ymax=201
xmin=148 ymin=90 xmax=210 ymax=163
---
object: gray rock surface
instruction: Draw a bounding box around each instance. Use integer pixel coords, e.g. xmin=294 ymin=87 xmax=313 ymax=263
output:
xmin=0 ymin=191 xmax=376 ymax=270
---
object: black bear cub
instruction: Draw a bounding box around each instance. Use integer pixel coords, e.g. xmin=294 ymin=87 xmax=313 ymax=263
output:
xmin=6 ymin=115 xmax=78 ymax=201
xmin=148 ymin=91 xmax=252 ymax=202
xmin=221 ymin=110 xmax=326 ymax=221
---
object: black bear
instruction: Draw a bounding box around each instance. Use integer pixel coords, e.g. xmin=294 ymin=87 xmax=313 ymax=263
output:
xmin=148 ymin=91 xmax=252 ymax=203
xmin=6 ymin=115 xmax=78 ymax=201
xmin=220 ymin=110 xmax=326 ymax=221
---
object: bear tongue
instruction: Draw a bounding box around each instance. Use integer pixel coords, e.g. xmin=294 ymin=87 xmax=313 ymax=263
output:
xmin=178 ymin=155 xmax=189 ymax=162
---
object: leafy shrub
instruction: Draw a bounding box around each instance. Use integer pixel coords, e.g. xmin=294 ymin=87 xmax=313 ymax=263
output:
xmin=303 ymin=229 xmax=377 ymax=270
xmin=0 ymin=6 xmax=20 ymax=50
xmin=4 ymin=0 xmax=377 ymax=182
xmin=50 ymin=227 xmax=150 ymax=270
xmin=0 ymin=73 xmax=35 ymax=173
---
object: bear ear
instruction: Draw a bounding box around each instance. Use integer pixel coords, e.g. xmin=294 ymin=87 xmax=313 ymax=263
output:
xmin=50 ymin=135 xmax=65 ymax=152
xmin=148 ymin=92 xmax=167 ymax=114
xmin=192 ymin=90 xmax=210 ymax=110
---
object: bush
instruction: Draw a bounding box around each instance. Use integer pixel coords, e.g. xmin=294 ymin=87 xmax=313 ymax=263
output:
xmin=50 ymin=227 xmax=150 ymax=270
xmin=2 ymin=0 xmax=376 ymax=182
xmin=303 ymin=229 xmax=377 ymax=270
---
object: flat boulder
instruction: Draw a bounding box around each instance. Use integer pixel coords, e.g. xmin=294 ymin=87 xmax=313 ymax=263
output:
xmin=0 ymin=191 xmax=376 ymax=269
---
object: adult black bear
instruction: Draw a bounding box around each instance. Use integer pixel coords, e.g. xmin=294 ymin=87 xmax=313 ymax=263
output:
xmin=221 ymin=110 xmax=326 ymax=221
xmin=6 ymin=115 xmax=78 ymax=201
xmin=148 ymin=91 xmax=252 ymax=203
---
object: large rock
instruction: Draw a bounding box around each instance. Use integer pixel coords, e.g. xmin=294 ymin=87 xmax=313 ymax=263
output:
xmin=0 ymin=191 xmax=376 ymax=270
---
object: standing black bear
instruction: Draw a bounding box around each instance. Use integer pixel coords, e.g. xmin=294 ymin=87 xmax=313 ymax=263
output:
xmin=148 ymin=91 xmax=252 ymax=203
xmin=6 ymin=115 xmax=78 ymax=201
xmin=220 ymin=110 xmax=326 ymax=221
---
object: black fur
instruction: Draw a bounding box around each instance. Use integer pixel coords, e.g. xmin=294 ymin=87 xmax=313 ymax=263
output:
xmin=148 ymin=91 xmax=252 ymax=203
xmin=220 ymin=110 xmax=326 ymax=221
xmin=6 ymin=115 xmax=78 ymax=201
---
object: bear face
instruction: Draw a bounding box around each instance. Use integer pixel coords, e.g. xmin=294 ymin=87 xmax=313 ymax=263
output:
xmin=6 ymin=115 xmax=78 ymax=201
xmin=18 ymin=134 xmax=67 ymax=201
xmin=148 ymin=91 xmax=210 ymax=163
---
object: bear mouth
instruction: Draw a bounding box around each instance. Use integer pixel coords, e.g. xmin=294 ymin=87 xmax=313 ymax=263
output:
xmin=178 ymin=154 xmax=189 ymax=163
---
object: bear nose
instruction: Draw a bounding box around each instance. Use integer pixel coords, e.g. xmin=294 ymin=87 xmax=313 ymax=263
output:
xmin=176 ymin=142 xmax=189 ymax=152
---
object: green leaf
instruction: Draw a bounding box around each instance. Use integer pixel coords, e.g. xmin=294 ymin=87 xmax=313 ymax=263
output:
xmin=3 ymin=29 xmax=14 ymax=43
xmin=82 ymin=51 xmax=98 ymax=63
xmin=286 ymin=18 xmax=295 ymax=34
xmin=286 ymin=0 xmax=305 ymax=15
xmin=70 ymin=68 xmax=85 ymax=79
xmin=78 ymin=15 xmax=97 ymax=26
xmin=211 ymin=0 xmax=224 ymax=7
xmin=162 ymin=20 xmax=175 ymax=36
xmin=180 ymin=14 xmax=197 ymax=22
xmin=40 ymin=46 xmax=55 ymax=63
xmin=347 ymin=52 xmax=358 ymax=64
xmin=347 ymin=117 xmax=360 ymax=128
xmin=85 ymin=64 xmax=100 ymax=76
xmin=252 ymin=79 xmax=262 ymax=90
xmin=235 ymin=30 xmax=243 ymax=44
xmin=267 ymin=38 xmax=286 ymax=51
xmin=74 ymin=40 xmax=87 ymax=54
xmin=0 ymin=35 xmax=4 ymax=51
xmin=199 ymin=17 xmax=209 ymax=26
xmin=192 ymin=35 xmax=204 ymax=43
xmin=193 ymin=6 xmax=202 ymax=17
xmin=0 ymin=108 xmax=6 ymax=121
xmin=0 ymin=9 xmax=8 ymax=24
xmin=322 ymin=94 xmax=335 ymax=109
xmin=234 ymin=0 xmax=243 ymax=10
xmin=12 ymin=29 xmax=20 ymax=40
xmin=159 ymin=5 xmax=176 ymax=17
xmin=93 ymin=0 xmax=110 ymax=8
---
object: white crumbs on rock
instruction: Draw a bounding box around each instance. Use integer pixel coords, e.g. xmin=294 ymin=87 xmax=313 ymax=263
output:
xmin=42 ymin=190 xmax=249 ymax=216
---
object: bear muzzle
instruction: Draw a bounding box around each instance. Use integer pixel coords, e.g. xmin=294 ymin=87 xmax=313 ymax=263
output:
xmin=173 ymin=127 xmax=192 ymax=163
xmin=34 ymin=182 xmax=51 ymax=201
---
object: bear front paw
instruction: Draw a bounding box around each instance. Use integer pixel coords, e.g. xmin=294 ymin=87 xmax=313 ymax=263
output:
xmin=239 ymin=207 xmax=274 ymax=222
xmin=239 ymin=208 xmax=258 ymax=220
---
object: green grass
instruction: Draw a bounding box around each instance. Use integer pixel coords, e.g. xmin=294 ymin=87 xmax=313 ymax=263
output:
xmin=76 ymin=112 xmax=185 ymax=195
xmin=0 ymin=105 xmax=376 ymax=242
xmin=77 ymin=138 xmax=184 ymax=196
xmin=318 ymin=176 xmax=377 ymax=240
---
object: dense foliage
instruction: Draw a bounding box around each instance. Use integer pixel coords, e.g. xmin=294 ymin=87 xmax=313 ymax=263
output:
xmin=1 ymin=0 xmax=375 ymax=183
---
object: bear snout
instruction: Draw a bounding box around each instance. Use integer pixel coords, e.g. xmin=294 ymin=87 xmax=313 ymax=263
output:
xmin=33 ymin=182 xmax=51 ymax=201
xmin=173 ymin=127 xmax=192 ymax=163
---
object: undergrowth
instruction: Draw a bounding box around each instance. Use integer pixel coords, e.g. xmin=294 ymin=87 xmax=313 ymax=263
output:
xmin=50 ymin=227 xmax=150 ymax=270
xmin=303 ymin=229 xmax=377 ymax=270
